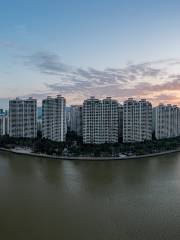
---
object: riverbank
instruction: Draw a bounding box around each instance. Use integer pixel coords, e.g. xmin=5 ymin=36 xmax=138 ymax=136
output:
xmin=0 ymin=147 xmax=180 ymax=161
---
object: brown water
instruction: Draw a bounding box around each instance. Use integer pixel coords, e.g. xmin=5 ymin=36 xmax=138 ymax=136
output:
xmin=1 ymin=151 xmax=180 ymax=240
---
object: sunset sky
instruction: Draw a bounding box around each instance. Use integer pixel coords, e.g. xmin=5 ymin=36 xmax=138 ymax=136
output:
xmin=1 ymin=0 xmax=180 ymax=108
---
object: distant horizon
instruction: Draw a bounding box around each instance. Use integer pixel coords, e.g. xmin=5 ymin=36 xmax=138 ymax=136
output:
xmin=1 ymin=94 xmax=180 ymax=110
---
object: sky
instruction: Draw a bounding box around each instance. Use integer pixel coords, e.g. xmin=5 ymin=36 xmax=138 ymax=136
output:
xmin=1 ymin=0 xmax=180 ymax=108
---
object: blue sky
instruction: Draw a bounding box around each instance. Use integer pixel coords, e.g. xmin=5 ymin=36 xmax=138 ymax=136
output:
xmin=1 ymin=0 xmax=180 ymax=107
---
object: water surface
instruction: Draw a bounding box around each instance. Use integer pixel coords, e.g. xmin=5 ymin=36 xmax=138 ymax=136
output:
xmin=1 ymin=151 xmax=180 ymax=240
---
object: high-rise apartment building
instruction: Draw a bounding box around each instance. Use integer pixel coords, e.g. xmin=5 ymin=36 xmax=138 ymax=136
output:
xmin=69 ymin=105 xmax=82 ymax=136
xmin=118 ymin=104 xmax=123 ymax=141
xmin=139 ymin=99 xmax=153 ymax=141
xmin=153 ymin=104 xmax=180 ymax=140
xmin=42 ymin=95 xmax=66 ymax=142
xmin=83 ymin=97 xmax=102 ymax=144
xmin=123 ymin=98 xmax=152 ymax=142
xmin=66 ymin=107 xmax=71 ymax=129
xmin=9 ymin=98 xmax=37 ymax=138
xmin=102 ymin=97 xmax=119 ymax=143
xmin=0 ymin=111 xmax=9 ymax=136
xmin=82 ymin=97 xmax=119 ymax=144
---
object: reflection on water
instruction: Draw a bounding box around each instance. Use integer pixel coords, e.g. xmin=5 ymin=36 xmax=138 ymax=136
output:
xmin=0 ymin=151 xmax=180 ymax=240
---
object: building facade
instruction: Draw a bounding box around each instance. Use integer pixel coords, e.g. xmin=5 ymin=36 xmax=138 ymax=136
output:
xmin=102 ymin=97 xmax=119 ymax=143
xmin=82 ymin=97 xmax=119 ymax=144
xmin=69 ymin=105 xmax=82 ymax=136
xmin=82 ymin=97 xmax=102 ymax=144
xmin=9 ymin=98 xmax=37 ymax=138
xmin=42 ymin=95 xmax=66 ymax=142
xmin=118 ymin=104 xmax=123 ymax=141
xmin=0 ymin=111 xmax=9 ymax=136
xmin=66 ymin=107 xmax=71 ymax=130
xmin=123 ymin=98 xmax=152 ymax=142
xmin=153 ymin=104 xmax=180 ymax=140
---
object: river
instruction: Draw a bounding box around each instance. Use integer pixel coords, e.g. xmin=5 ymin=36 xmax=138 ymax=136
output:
xmin=0 ymin=150 xmax=180 ymax=240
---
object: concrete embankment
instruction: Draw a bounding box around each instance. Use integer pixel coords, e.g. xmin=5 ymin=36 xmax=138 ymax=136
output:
xmin=0 ymin=147 xmax=180 ymax=161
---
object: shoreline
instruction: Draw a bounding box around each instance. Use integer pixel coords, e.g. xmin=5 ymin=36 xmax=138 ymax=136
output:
xmin=0 ymin=147 xmax=180 ymax=161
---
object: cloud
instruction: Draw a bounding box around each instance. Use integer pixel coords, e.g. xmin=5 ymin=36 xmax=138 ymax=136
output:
xmin=21 ymin=51 xmax=180 ymax=105
xmin=151 ymin=94 xmax=179 ymax=101
xmin=23 ymin=51 xmax=71 ymax=73
xmin=131 ymin=79 xmax=180 ymax=93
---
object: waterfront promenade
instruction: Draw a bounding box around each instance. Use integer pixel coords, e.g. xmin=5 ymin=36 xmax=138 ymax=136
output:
xmin=1 ymin=147 xmax=180 ymax=161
